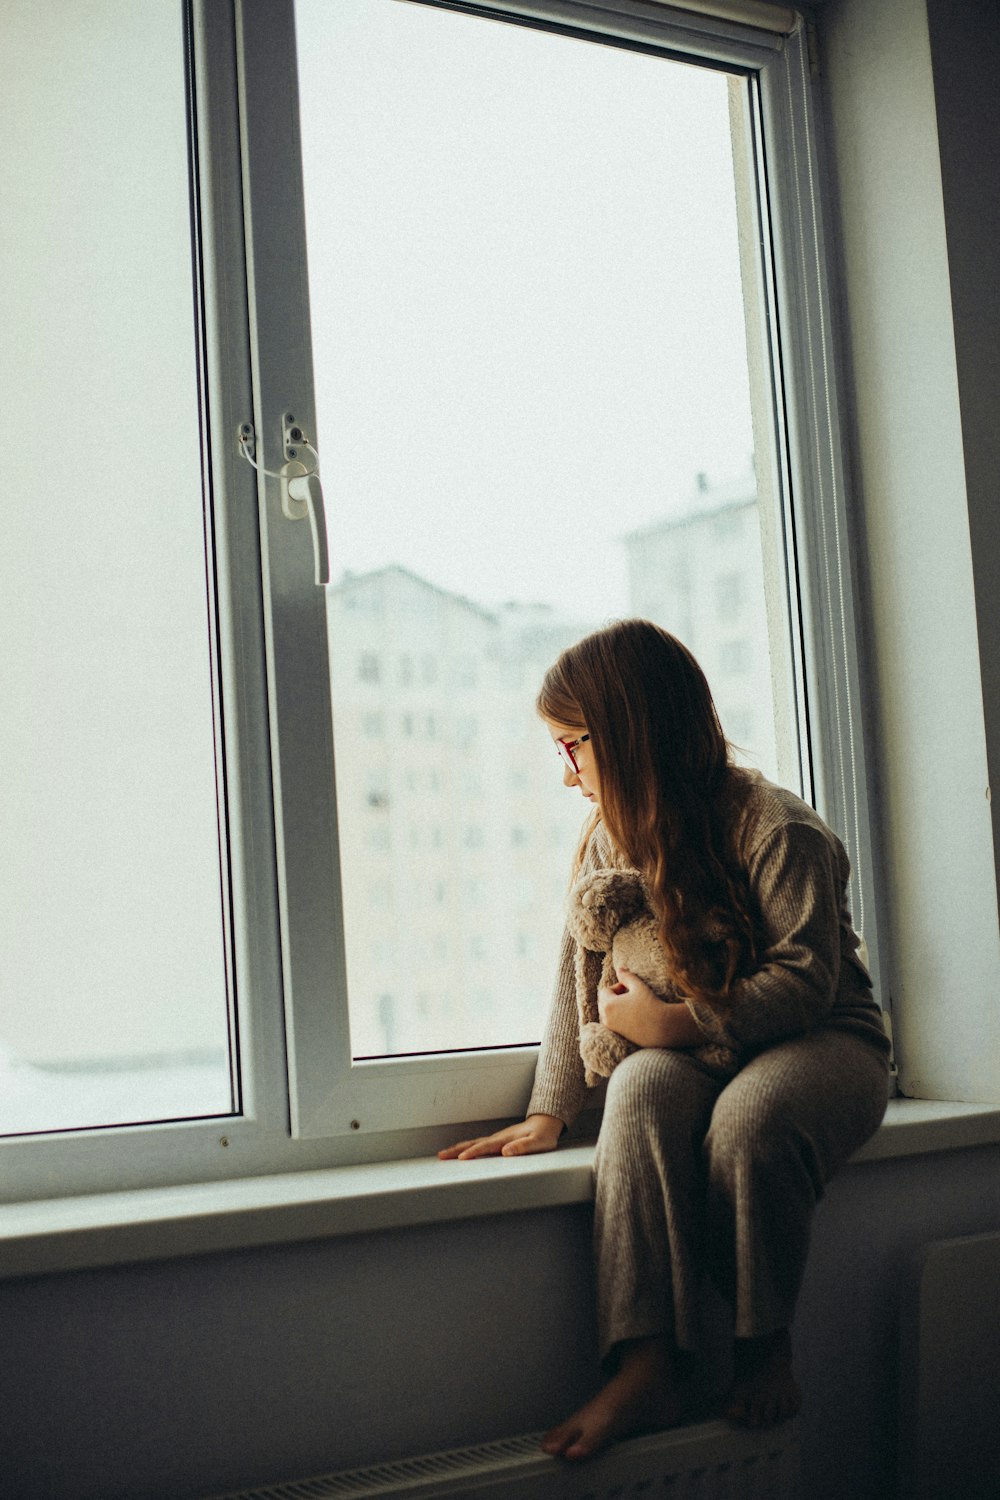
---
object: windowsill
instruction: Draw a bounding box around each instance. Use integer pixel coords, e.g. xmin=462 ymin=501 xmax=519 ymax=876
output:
xmin=2 ymin=1097 xmax=999 ymax=1283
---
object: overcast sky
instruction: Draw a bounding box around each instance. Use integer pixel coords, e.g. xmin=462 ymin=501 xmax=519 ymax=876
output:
xmin=297 ymin=0 xmax=755 ymax=619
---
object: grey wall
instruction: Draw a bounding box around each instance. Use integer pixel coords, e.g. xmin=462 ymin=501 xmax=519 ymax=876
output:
xmin=926 ymin=0 xmax=1000 ymax=877
xmin=2 ymin=1147 xmax=1000 ymax=1500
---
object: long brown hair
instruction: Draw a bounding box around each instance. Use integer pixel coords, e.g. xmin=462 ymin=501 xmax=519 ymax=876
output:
xmin=537 ymin=619 xmax=758 ymax=1007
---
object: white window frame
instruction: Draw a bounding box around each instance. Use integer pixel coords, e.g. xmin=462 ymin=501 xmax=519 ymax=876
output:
xmin=2 ymin=0 xmax=883 ymax=1200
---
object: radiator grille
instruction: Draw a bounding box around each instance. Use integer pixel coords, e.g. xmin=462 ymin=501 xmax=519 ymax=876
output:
xmin=204 ymin=1419 xmax=799 ymax=1500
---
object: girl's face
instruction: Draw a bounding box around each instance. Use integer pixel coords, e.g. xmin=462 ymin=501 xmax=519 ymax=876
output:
xmin=545 ymin=719 xmax=601 ymax=805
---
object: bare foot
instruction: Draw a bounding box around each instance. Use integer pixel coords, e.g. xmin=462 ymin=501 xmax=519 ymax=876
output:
xmin=541 ymin=1337 xmax=682 ymax=1462
xmin=725 ymin=1329 xmax=801 ymax=1428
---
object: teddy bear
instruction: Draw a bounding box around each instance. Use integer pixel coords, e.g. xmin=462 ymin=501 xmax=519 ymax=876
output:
xmin=566 ymin=866 xmax=741 ymax=1086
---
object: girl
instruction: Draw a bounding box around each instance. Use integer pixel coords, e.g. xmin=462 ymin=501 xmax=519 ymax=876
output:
xmin=440 ymin=620 xmax=890 ymax=1460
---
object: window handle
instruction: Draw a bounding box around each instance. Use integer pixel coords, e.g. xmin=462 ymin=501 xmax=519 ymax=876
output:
xmin=280 ymin=412 xmax=329 ymax=587
xmin=237 ymin=418 xmax=330 ymax=586
xmin=283 ymin=468 xmax=329 ymax=586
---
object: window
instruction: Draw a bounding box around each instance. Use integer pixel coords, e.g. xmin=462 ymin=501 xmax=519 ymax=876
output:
xmin=720 ymin=639 xmax=752 ymax=674
xmin=453 ymin=657 xmax=478 ymax=689
xmin=1 ymin=0 xmax=234 ymax=1141
xmin=359 ymin=652 xmax=381 ymax=684
xmin=3 ymin=0 xmax=880 ymax=1199
xmin=716 ymin=571 xmax=745 ymax=621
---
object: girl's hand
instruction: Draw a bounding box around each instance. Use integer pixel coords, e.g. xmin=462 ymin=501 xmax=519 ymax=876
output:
xmin=437 ymin=1113 xmax=565 ymax=1161
xmin=598 ymin=968 xmax=707 ymax=1049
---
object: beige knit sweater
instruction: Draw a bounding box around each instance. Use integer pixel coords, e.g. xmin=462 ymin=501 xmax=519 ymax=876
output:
xmin=526 ymin=772 xmax=891 ymax=1130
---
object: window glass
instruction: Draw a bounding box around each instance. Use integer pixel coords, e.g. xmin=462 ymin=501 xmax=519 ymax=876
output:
xmin=0 ymin=0 xmax=233 ymax=1133
xmin=296 ymin=0 xmax=794 ymax=1058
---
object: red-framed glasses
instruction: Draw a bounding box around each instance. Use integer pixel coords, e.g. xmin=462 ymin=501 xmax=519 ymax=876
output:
xmin=556 ymin=733 xmax=590 ymax=773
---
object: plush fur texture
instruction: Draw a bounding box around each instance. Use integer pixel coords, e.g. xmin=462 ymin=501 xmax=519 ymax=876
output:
xmin=567 ymin=867 xmax=740 ymax=1086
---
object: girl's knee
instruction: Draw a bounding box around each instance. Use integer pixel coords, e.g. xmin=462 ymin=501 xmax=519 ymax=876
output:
xmin=705 ymin=1077 xmax=800 ymax=1167
xmin=705 ymin=1034 xmax=888 ymax=1176
xmin=604 ymin=1048 xmax=717 ymax=1130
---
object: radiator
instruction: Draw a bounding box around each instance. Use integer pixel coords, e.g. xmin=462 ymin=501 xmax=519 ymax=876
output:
xmin=899 ymin=1229 xmax=1000 ymax=1500
xmin=205 ymin=1418 xmax=799 ymax=1500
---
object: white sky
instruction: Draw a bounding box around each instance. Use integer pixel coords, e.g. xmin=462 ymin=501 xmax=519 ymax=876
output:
xmin=297 ymin=0 xmax=755 ymax=618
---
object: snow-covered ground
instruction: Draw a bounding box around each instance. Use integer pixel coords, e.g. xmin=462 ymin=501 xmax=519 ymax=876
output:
xmin=0 ymin=1045 xmax=232 ymax=1136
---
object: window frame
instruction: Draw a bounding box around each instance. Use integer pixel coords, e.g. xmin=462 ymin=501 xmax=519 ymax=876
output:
xmin=2 ymin=0 xmax=885 ymax=1201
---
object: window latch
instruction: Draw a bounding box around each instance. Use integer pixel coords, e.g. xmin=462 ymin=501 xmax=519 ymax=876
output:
xmin=237 ymin=417 xmax=330 ymax=586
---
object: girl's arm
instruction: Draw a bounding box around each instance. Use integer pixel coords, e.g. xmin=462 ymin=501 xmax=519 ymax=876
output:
xmin=597 ymin=969 xmax=707 ymax=1049
xmin=525 ymin=821 xmax=615 ymax=1127
xmin=523 ymin=924 xmax=592 ymax=1127
xmin=440 ymin=821 xmax=608 ymax=1160
xmin=685 ymin=819 xmax=848 ymax=1054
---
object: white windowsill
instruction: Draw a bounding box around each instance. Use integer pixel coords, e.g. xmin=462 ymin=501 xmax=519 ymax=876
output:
xmin=2 ymin=1097 xmax=999 ymax=1282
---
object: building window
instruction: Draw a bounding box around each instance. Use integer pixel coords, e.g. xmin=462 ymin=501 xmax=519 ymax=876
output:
xmin=715 ymin=571 xmax=744 ymax=621
xmin=726 ymin=709 xmax=755 ymax=746
xmin=359 ymin=651 xmax=381 ymax=683
xmin=378 ymin=994 xmax=396 ymax=1054
xmin=453 ymin=656 xmax=478 ymax=688
xmin=720 ymin=639 xmax=751 ymax=674
xmin=711 ymin=509 xmax=744 ymax=542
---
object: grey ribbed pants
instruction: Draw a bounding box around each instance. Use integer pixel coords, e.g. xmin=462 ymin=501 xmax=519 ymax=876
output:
xmin=593 ymin=1029 xmax=889 ymax=1360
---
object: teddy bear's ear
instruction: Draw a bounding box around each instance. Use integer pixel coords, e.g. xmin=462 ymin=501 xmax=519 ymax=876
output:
xmin=596 ymin=868 xmax=650 ymax=925
xmin=567 ymin=869 xmax=625 ymax=949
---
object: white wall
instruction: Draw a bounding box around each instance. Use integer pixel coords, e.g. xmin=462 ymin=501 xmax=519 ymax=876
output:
xmin=821 ymin=0 xmax=1000 ymax=1100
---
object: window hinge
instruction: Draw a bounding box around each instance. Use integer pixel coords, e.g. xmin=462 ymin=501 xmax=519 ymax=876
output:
xmin=806 ymin=20 xmax=820 ymax=79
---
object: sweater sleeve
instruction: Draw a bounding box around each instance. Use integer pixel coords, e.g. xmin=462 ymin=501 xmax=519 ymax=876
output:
xmin=684 ymin=819 xmax=846 ymax=1055
xmin=526 ymin=822 xmax=607 ymax=1129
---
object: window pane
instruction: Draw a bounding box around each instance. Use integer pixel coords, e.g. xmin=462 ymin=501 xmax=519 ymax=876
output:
xmin=296 ymin=0 xmax=795 ymax=1057
xmin=0 ymin=0 xmax=234 ymax=1132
